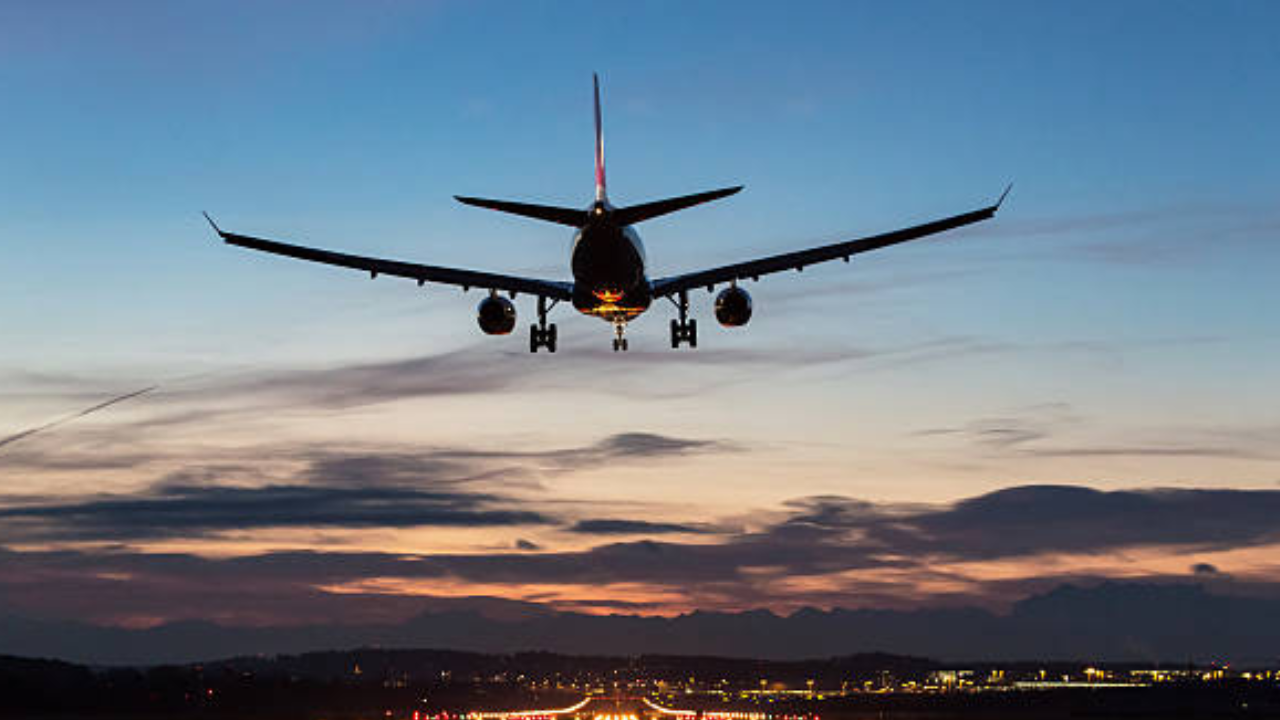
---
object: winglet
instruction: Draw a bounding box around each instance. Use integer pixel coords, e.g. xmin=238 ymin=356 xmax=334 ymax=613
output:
xmin=202 ymin=211 xmax=224 ymax=237
xmin=994 ymin=182 xmax=1013 ymax=211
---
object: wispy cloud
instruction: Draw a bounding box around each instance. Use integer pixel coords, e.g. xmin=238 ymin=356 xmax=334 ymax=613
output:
xmin=916 ymin=404 xmax=1279 ymax=461
xmin=0 ymin=431 xmax=734 ymax=542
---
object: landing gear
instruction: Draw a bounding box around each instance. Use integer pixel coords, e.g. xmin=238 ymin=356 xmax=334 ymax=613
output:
xmin=670 ymin=318 xmax=696 ymax=349
xmin=669 ymin=290 xmax=697 ymax=349
xmin=530 ymin=296 xmax=558 ymax=353
xmin=611 ymin=319 xmax=629 ymax=352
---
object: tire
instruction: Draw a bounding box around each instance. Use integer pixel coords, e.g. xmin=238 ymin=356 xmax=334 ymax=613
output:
xmin=689 ymin=319 xmax=698 ymax=349
xmin=548 ymin=324 xmax=558 ymax=353
xmin=670 ymin=319 xmax=679 ymax=349
xmin=529 ymin=325 xmax=539 ymax=353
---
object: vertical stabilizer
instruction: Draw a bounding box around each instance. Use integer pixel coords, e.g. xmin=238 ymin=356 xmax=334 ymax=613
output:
xmin=593 ymin=73 xmax=607 ymax=202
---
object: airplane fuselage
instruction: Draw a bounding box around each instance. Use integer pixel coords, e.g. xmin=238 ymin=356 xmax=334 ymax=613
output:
xmin=570 ymin=201 xmax=652 ymax=322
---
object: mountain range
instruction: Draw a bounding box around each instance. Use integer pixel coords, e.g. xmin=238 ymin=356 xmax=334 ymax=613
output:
xmin=3 ymin=582 xmax=1278 ymax=666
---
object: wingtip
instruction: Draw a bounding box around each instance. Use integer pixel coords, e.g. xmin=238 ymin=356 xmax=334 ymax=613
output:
xmin=201 ymin=211 xmax=223 ymax=236
xmin=995 ymin=182 xmax=1013 ymax=210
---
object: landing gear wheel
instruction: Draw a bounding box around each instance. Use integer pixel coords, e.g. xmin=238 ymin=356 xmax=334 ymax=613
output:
xmin=530 ymin=322 xmax=557 ymax=353
xmin=611 ymin=319 xmax=630 ymax=352
xmin=529 ymin=297 xmax=558 ymax=353
xmin=670 ymin=317 xmax=697 ymax=349
xmin=669 ymin=290 xmax=698 ymax=349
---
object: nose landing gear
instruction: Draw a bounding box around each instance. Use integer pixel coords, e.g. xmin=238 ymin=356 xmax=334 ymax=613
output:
xmin=611 ymin=318 xmax=629 ymax=352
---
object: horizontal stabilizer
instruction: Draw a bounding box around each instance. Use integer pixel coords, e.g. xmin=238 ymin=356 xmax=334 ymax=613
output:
xmin=614 ymin=186 xmax=742 ymax=226
xmin=455 ymin=196 xmax=586 ymax=227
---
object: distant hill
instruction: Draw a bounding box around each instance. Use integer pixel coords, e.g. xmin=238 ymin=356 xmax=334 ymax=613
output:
xmin=3 ymin=582 xmax=1279 ymax=666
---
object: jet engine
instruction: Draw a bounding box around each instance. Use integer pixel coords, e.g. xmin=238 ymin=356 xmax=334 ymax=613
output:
xmin=476 ymin=295 xmax=517 ymax=335
xmin=714 ymin=285 xmax=753 ymax=327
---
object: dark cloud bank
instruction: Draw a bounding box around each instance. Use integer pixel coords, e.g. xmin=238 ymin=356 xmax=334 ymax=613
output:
xmin=6 ymin=485 xmax=1280 ymax=664
xmin=8 ymin=481 xmax=1280 ymax=555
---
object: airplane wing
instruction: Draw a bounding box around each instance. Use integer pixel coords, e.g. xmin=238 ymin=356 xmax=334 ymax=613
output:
xmin=649 ymin=185 xmax=1011 ymax=298
xmin=204 ymin=215 xmax=574 ymax=300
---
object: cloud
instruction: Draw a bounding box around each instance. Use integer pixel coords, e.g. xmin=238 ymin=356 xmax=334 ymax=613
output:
xmin=403 ymin=486 xmax=1280 ymax=587
xmin=852 ymin=486 xmax=1280 ymax=560
xmin=0 ymin=432 xmax=732 ymax=542
xmin=567 ymin=519 xmax=714 ymax=535
xmin=1025 ymin=445 xmax=1273 ymax=460
xmin=7 ymin=483 xmax=1280 ymax=626
xmin=5 ymin=332 xmax=1028 ymax=455
xmin=0 ymin=483 xmax=553 ymax=541
xmin=917 ymin=405 xmax=1279 ymax=461
xmin=145 ymin=342 xmax=863 ymax=419
xmin=24 ymin=483 xmax=1280 ymax=576
xmin=979 ymin=202 xmax=1280 ymax=268
xmin=590 ymin=432 xmax=721 ymax=458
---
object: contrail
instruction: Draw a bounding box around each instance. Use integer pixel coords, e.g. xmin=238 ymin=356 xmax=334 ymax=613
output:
xmin=0 ymin=386 xmax=157 ymax=451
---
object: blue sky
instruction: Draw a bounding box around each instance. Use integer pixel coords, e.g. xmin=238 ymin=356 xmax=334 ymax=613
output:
xmin=0 ymin=1 xmax=1278 ymax=625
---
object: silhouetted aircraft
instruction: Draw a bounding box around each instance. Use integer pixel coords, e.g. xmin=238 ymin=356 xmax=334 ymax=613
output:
xmin=206 ymin=75 xmax=1009 ymax=352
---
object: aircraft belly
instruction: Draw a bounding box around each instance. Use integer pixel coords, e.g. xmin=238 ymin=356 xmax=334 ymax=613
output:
xmin=572 ymin=284 xmax=652 ymax=321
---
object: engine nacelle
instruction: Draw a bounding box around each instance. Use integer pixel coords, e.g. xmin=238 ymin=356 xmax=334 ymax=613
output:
xmin=476 ymin=295 xmax=517 ymax=335
xmin=714 ymin=286 xmax=753 ymax=327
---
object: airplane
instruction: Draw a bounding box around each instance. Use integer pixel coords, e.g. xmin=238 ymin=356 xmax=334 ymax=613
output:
xmin=205 ymin=75 xmax=1009 ymax=353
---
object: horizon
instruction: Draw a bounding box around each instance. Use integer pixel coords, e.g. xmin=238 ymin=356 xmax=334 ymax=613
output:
xmin=6 ymin=579 xmax=1280 ymax=667
xmin=1 ymin=0 xmax=1279 ymax=664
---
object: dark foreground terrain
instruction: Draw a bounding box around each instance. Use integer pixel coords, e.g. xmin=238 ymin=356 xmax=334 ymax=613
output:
xmin=2 ymin=650 xmax=1278 ymax=719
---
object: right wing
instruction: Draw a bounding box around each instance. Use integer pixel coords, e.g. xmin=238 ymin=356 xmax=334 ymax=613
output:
xmin=205 ymin=215 xmax=573 ymax=300
xmin=650 ymin=185 xmax=1011 ymax=298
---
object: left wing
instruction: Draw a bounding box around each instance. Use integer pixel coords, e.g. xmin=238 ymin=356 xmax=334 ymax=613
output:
xmin=205 ymin=215 xmax=573 ymax=300
xmin=650 ymin=185 xmax=1011 ymax=298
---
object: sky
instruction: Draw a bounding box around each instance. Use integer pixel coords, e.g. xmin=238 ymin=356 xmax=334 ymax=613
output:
xmin=1 ymin=0 xmax=1279 ymax=630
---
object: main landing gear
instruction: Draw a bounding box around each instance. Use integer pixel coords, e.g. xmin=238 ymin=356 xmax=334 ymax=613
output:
xmin=669 ymin=290 xmax=697 ymax=349
xmin=530 ymin=296 xmax=557 ymax=353
xmin=611 ymin=319 xmax=629 ymax=352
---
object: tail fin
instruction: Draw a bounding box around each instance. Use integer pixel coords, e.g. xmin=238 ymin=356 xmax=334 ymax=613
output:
xmin=593 ymin=73 xmax=607 ymax=202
